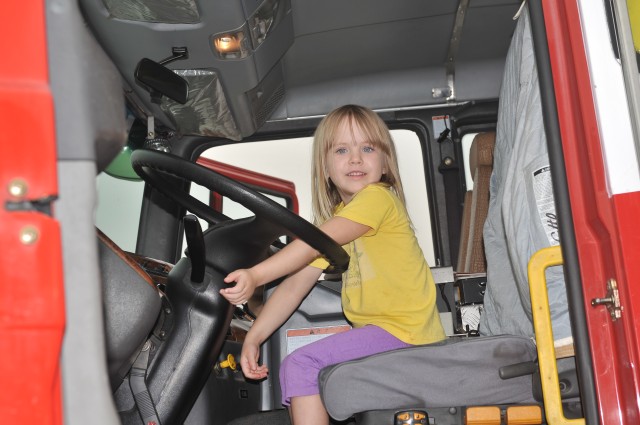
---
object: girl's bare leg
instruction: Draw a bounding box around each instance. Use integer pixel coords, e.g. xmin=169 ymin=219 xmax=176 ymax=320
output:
xmin=289 ymin=395 xmax=329 ymax=425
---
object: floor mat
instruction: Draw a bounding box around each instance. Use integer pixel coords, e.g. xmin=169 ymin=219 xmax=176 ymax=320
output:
xmin=227 ymin=410 xmax=290 ymax=425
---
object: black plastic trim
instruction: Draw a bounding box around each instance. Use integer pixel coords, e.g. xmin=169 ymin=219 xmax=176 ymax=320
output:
xmin=528 ymin=1 xmax=599 ymax=423
xmin=5 ymin=196 xmax=56 ymax=216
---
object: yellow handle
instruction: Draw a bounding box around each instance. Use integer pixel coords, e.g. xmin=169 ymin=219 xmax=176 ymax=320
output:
xmin=218 ymin=353 xmax=237 ymax=371
xmin=527 ymin=246 xmax=584 ymax=425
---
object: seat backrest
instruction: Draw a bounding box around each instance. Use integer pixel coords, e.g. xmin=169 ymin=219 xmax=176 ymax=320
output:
xmin=456 ymin=132 xmax=496 ymax=274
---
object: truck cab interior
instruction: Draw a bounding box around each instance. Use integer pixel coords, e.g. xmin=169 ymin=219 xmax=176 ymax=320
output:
xmin=46 ymin=0 xmax=599 ymax=424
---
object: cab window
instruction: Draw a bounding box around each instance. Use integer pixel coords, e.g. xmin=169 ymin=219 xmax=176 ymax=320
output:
xmin=96 ymin=129 xmax=434 ymax=267
xmin=199 ymin=129 xmax=436 ymax=266
xmin=96 ymin=173 xmax=144 ymax=252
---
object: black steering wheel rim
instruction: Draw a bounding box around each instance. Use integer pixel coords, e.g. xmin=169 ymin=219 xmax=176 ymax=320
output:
xmin=131 ymin=149 xmax=349 ymax=272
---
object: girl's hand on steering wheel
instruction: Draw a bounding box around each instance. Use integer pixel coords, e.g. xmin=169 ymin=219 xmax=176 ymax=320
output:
xmin=221 ymin=269 xmax=258 ymax=305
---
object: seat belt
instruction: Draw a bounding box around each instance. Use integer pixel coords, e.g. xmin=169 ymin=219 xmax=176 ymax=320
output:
xmin=437 ymin=127 xmax=463 ymax=268
xmin=129 ymin=340 xmax=162 ymax=425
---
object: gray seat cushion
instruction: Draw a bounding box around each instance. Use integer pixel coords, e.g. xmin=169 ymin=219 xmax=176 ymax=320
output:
xmin=319 ymin=335 xmax=537 ymax=421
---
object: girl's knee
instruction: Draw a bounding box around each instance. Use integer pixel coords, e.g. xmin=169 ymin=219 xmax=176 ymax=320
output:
xmin=280 ymin=348 xmax=323 ymax=381
xmin=280 ymin=350 xmax=325 ymax=407
xmin=281 ymin=351 xmax=306 ymax=378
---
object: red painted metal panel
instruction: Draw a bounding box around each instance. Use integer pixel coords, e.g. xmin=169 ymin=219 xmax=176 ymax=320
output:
xmin=0 ymin=3 xmax=49 ymax=81
xmin=0 ymin=1 xmax=64 ymax=424
xmin=0 ymin=86 xmax=59 ymax=200
xmin=0 ymin=213 xmax=65 ymax=422
xmin=197 ymin=157 xmax=300 ymax=214
xmin=543 ymin=0 xmax=640 ymax=422
xmin=610 ymin=192 xmax=640 ymax=410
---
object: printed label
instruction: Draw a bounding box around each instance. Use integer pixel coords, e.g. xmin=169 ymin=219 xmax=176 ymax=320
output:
xmin=532 ymin=166 xmax=560 ymax=246
xmin=285 ymin=325 xmax=351 ymax=354
xmin=432 ymin=115 xmax=451 ymax=140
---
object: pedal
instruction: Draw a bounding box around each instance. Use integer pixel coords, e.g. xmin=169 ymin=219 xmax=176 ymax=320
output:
xmin=394 ymin=410 xmax=428 ymax=425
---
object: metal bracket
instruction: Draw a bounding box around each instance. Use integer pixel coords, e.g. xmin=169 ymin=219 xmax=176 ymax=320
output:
xmin=434 ymin=0 xmax=470 ymax=102
xmin=158 ymin=46 xmax=189 ymax=66
xmin=591 ymin=278 xmax=623 ymax=321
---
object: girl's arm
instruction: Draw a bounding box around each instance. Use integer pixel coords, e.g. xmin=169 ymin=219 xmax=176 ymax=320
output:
xmin=239 ymin=264 xmax=323 ymax=379
xmin=221 ymin=216 xmax=369 ymax=304
xmin=234 ymin=217 xmax=369 ymax=380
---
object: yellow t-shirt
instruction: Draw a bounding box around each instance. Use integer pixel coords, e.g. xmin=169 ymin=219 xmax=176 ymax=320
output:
xmin=312 ymin=184 xmax=445 ymax=345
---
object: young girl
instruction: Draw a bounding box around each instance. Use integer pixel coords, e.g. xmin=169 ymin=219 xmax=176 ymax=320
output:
xmin=220 ymin=104 xmax=445 ymax=424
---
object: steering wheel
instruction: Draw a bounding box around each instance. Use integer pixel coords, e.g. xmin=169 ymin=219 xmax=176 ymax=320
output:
xmin=130 ymin=149 xmax=349 ymax=272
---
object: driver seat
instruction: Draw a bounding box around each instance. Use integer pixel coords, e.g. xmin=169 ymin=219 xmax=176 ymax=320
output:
xmin=319 ymin=335 xmax=538 ymax=422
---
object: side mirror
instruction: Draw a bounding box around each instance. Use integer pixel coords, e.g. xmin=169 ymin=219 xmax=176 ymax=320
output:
xmin=104 ymin=119 xmax=147 ymax=181
xmin=134 ymin=58 xmax=189 ymax=104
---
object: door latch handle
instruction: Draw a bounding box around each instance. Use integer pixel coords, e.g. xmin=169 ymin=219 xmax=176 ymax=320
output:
xmin=591 ymin=278 xmax=622 ymax=321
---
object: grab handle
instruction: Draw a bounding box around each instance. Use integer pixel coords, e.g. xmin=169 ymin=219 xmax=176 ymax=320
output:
xmin=528 ymin=245 xmax=585 ymax=425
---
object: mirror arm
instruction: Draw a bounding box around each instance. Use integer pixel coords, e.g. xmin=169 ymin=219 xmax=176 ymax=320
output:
xmin=158 ymin=47 xmax=189 ymax=66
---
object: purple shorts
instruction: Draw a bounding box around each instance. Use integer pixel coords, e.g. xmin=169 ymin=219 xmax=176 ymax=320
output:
xmin=279 ymin=325 xmax=411 ymax=406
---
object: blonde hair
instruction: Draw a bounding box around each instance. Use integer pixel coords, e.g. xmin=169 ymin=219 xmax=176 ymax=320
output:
xmin=311 ymin=104 xmax=406 ymax=225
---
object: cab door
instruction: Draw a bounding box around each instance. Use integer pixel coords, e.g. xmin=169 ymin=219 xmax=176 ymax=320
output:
xmin=0 ymin=2 xmax=65 ymax=424
xmin=538 ymin=0 xmax=640 ymax=423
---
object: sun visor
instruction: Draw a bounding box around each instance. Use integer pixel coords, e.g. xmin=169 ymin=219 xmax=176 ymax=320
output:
xmin=101 ymin=0 xmax=200 ymax=24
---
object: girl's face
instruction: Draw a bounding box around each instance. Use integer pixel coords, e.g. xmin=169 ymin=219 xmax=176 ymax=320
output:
xmin=326 ymin=119 xmax=386 ymax=204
